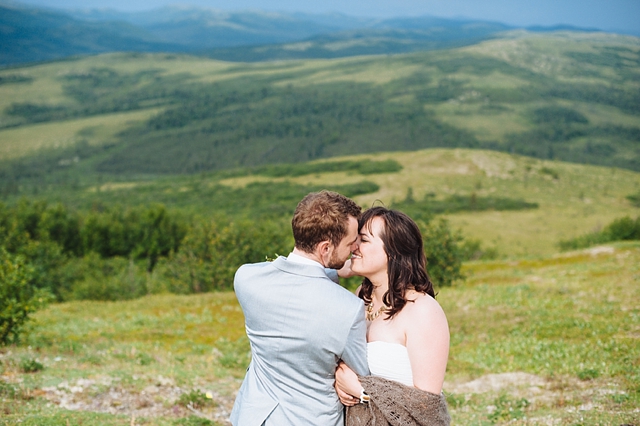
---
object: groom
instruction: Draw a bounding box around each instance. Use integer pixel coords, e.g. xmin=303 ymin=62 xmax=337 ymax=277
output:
xmin=230 ymin=190 xmax=369 ymax=426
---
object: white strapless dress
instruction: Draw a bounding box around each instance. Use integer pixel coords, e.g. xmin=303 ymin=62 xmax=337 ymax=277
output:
xmin=367 ymin=341 xmax=414 ymax=387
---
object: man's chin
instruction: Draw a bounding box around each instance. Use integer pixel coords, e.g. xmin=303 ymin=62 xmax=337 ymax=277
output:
xmin=327 ymin=259 xmax=347 ymax=270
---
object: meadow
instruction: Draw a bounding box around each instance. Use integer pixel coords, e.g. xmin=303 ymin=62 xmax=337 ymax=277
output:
xmin=1 ymin=30 xmax=640 ymax=424
xmin=1 ymin=147 xmax=639 ymax=424
xmin=1 ymin=241 xmax=638 ymax=425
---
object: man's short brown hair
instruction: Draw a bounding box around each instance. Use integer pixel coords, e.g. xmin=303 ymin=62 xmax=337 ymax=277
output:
xmin=292 ymin=190 xmax=362 ymax=253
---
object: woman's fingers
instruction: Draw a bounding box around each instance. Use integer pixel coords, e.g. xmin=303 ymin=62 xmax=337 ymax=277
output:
xmin=336 ymin=386 xmax=358 ymax=406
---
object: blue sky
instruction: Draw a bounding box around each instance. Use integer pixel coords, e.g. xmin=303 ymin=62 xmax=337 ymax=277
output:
xmin=13 ymin=0 xmax=640 ymax=35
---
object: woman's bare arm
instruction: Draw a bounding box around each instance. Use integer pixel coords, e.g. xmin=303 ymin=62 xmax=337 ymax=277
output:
xmin=405 ymin=296 xmax=450 ymax=394
xmin=335 ymin=361 xmax=363 ymax=406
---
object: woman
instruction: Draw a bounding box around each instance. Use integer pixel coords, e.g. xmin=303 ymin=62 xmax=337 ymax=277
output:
xmin=335 ymin=206 xmax=450 ymax=425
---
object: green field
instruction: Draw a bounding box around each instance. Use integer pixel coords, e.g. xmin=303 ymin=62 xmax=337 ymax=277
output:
xmin=1 ymin=242 xmax=638 ymax=425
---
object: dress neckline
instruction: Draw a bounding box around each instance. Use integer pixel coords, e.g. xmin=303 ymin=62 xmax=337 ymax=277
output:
xmin=368 ymin=340 xmax=407 ymax=348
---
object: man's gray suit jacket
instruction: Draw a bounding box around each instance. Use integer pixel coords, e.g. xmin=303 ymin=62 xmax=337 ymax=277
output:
xmin=230 ymin=256 xmax=369 ymax=426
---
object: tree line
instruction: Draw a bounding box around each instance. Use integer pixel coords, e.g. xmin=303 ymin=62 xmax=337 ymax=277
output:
xmin=0 ymin=199 xmax=469 ymax=344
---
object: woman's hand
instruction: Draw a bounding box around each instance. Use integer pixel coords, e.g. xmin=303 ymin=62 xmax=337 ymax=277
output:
xmin=335 ymin=382 xmax=359 ymax=406
xmin=335 ymin=361 xmax=363 ymax=406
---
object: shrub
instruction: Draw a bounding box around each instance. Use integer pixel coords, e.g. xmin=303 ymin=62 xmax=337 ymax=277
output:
xmin=80 ymin=204 xmax=187 ymax=270
xmin=559 ymin=215 xmax=640 ymax=250
xmin=459 ymin=238 xmax=499 ymax=261
xmin=420 ymin=218 xmax=465 ymax=287
xmin=250 ymin=159 xmax=402 ymax=177
xmin=0 ymin=248 xmax=53 ymax=345
xmin=606 ymin=216 xmax=640 ymax=240
xmin=392 ymin=191 xmax=537 ymax=222
xmin=157 ymin=218 xmax=291 ymax=293
xmin=64 ymin=254 xmax=148 ymax=301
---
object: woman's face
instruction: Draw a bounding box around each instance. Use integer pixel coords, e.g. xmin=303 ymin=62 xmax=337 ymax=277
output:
xmin=351 ymin=216 xmax=388 ymax=281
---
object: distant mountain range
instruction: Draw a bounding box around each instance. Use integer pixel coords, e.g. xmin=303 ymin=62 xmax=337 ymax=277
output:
xmin=0 ymin=1 xmax=607 ymax=66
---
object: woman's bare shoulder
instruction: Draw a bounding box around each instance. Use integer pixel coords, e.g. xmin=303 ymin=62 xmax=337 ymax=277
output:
xmin=402 ymin=292 xmax=448 ymax=325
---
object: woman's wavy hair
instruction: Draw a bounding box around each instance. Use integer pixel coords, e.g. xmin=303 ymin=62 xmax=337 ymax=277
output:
xmin=358 ymin=206 xmax=435 ymax=319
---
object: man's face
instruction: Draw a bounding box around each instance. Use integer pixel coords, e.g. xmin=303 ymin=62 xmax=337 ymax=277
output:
xmin=326 ymin=215 xmax=359 ymax=270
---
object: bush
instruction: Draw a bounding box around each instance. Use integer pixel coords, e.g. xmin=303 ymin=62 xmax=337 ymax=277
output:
xmin=392 ymin=190 xmax=537 ymax=223
xmin=157 ymin=218 xmax=291 ymax=293
xmin=63 ymin=254 xmax=148 ymax=301
xmin=0 ymin=248 xmax=53 ymax=345
xmin=559 ymin=215 xmax=640 ymax=250
xmin=250 ymin=159 xmax=402 ymax=177
xmin=606 ymin=216 xmax=640 ymax=240
xmin=80 ymin=204 xmax=187 ymax=270
xmin=459 ymin=238 xmax=499 ymax=261
xmin=420 ymin=218 xmax=465 ymax=287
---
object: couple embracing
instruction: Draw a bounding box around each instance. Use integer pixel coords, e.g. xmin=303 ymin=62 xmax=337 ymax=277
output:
xmin=230 ymin=190 xmax=450 ymax=426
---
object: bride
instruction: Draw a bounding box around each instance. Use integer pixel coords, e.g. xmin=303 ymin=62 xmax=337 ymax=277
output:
xmin=335 ymin=206 xmax=450 ymax=425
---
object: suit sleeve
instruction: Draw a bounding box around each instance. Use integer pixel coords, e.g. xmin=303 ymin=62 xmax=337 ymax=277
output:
xmin=340 ymin=302 xmax=370 ymax=376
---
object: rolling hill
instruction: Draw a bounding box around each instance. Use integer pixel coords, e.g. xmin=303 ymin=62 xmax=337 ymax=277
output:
xmin=1 ymin=31 xmax=638 ymax=178
xmin=0 ymin=1 xmax=605 ymax=66
xmin=0 ymin=2 xmax=182 ymax=65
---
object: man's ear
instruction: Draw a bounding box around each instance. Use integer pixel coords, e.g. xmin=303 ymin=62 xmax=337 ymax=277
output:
xmin=317 ymin=240 xmax=331 ymax=255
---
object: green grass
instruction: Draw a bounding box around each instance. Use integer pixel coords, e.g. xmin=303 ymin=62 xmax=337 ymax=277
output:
xmin=0 ymin=108 xmax=162 ymax=160
xmin=1 ymin=243 xmax=638 ymax=425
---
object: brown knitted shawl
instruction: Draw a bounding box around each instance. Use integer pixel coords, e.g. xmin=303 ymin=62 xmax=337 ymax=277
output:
xmin=345 ymin=376 xmax=450 ymax=426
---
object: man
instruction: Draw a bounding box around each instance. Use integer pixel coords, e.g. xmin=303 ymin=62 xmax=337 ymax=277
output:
xmin=230 ymin=190 xmax=369 ymax=426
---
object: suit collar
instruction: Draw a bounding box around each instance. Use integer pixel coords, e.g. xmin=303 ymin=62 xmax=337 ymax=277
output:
xmin=273 ymin=256 xmax=329 ymax=278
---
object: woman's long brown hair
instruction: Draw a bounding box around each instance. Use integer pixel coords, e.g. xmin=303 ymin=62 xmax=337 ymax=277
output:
xmin=358 ymin=206 xmax=435 ymax=319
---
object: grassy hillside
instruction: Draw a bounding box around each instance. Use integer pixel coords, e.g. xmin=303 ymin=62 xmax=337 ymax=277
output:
xmin=0 ymin=3 xmax=515 ymax=66
xmin=200 ymin=19 xmax=512 ymax=62
xmin=218 ymin=149 xmax=640 ymax=257
xmin=2 ymin=147 xmax=638 ymax=258
xmin=0 ymin=3 xmax=181 ymax=66
xmin=0 ymin=32 xmax=638 ymax=188
xmin=1 ymin=242 xmax=638 ymax=424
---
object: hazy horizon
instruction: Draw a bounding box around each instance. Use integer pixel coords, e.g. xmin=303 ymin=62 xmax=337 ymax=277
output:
xmin=7 ymin=0 xmax=640 ymax=35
